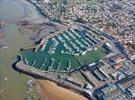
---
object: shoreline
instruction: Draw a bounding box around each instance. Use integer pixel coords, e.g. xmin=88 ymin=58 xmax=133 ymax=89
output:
xmin=25 ymin=0 xmax=65 ymax=26
xmin=9 ymin=0 xmax=92 ymax=100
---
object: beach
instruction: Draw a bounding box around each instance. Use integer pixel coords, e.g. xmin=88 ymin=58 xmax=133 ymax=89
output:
xmin=36 ymin=80 xmax=87 ymax=100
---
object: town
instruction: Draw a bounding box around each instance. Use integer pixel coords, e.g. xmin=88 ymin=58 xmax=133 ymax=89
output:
xmin=28 ymin=0 xmax=135 ymax=63
xmin=13 ymin=0 xmax=135 ymax=100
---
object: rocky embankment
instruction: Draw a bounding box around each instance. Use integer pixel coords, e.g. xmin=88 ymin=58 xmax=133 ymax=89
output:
xmin=0 ymin=21 xmax=7 ymax=49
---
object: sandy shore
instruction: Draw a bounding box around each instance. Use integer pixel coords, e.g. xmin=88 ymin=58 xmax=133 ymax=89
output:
xmin=36 ymin=80 xmax=88 ymax=100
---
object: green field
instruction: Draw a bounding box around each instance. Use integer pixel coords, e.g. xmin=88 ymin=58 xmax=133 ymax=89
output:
xmin=77 ymin=47 xmax=109 ymax=65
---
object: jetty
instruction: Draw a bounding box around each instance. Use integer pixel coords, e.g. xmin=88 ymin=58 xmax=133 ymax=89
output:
xmin=14 ymin=60 xmax=95 ymax=100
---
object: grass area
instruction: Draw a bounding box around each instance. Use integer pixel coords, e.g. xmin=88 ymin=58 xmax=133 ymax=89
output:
xmin=77 ymin=47 xmax=109 ymax=65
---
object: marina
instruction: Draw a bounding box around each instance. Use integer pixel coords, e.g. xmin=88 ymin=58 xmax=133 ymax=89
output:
xmin=2 ymin=0 xmax=134 ymax=100
xmin=21 ymin=27 xmax=109 ymax=73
